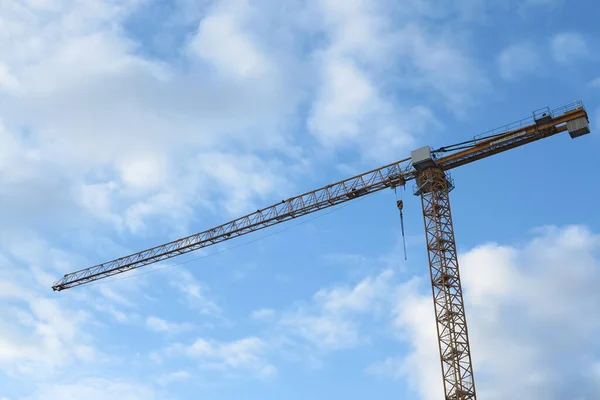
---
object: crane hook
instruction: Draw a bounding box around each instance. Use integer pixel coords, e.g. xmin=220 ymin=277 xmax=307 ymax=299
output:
xmin=394 ymin=189 xmax=408 ymax=261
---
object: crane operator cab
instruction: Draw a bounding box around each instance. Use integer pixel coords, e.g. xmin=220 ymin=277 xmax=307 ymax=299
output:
xmin=533 ymin=107 xmax=553 ymax=125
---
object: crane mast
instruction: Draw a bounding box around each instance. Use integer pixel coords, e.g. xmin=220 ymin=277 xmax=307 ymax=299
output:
xmin=416 ymin=165 xmax=476 ymax=399
xmin=53 ymin=101 xmax=590 ymax=400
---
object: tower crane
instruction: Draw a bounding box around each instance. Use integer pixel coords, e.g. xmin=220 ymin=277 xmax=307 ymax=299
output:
xmin=53 ymin=101 xmax=591 ymax=400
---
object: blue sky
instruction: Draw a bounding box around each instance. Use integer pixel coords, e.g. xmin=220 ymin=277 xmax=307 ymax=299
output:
xmin=1 ymin=0 xmax=599 ymax=399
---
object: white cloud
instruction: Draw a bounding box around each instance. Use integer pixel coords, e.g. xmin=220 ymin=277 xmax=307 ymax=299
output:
xmin=307 ymin=3 xmax=419 ymax=163
xmin=251 ymin=308 xmax=276 ymax=320
xmin=314 ymin=270 xmax=392 ymax=314
xmin=551 ymin=32 xmax=589 ymax=64
xmin=0 ymin=62 xmax=19 ymax=91
xmin=389 ymin=225 xmax=600 ymax=400
xmin=498 ymin=42 xmax=541 ymax=80
xmin=149 ymin=351 xmax=163 ymax=365
xmin=307 ymin=0 xmax=486 ymax=161
xmin=594 ymin=363 xmax=600 ymax=385
xmin=168 ymin=336 xmax=276 ymax=378
xmin=308 ymin=56 xmax=381 ymax=145
xmin=191 ymin=151 xmax=293 ymax=216
xmin=0 ymin=0 xmax=306 ymax=236
xmin=95 ymin=304 xmax=134 ymax=324
xmin=77 ymin=181 xmax=123 ymax=229
xmin=393 ymin=23 xmax=489 ymax=109
xmin=27 ymin=378 xmax=159 ymax=400
xmin=387 ymin=276 xmax=445 ymax=399
xmin=145 ymin=316 xmax=194 ymax=334
xmin=0 ymin=235 xmax=100 ymax=378
xmin=365 ymin=356 xmax=404 ymax=379
xmin=156 ymin=370 xmax=191 ymax=386
xmin=169 ymin=270 xmax=222 ymax=316
xmin=0 ymin=0 xmax=492 ymax=237
xmin=186 ymin=0 xmax=272 ymax=80
xmin=281 ymin=314 xmax=359 ymax=350
xmin=307 ymin=53 xmax=437 ymax=161
xmin=0 ymin=291 xmax=98 ymax=377
xmin=96 ymin=286 xmax=137 ymax=309
xmin=117 ymin=153 xmax=169 ymax=192
xmin=279 ymin=269 xmax=393 ymax=351
xmin=317 ymin=0 xmax=388 ymax=57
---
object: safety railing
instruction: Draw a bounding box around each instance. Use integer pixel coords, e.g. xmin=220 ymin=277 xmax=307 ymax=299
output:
xmin=473 ymin=101 xmax=586 ymax=143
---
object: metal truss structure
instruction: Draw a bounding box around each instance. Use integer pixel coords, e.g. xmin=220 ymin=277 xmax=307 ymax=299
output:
xmin=418 ymin=167 xmax=476 ymax=400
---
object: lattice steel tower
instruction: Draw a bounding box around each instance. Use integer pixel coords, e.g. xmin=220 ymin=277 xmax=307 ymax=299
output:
xmin=413 ymin=152 xmax=476 ymax=399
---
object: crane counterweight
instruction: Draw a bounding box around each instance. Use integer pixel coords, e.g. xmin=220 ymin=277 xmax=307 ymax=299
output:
xmin=567 ymin=116 xmax=591 ymax=138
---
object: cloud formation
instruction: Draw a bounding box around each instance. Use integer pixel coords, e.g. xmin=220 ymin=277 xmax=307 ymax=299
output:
xmin=390 ymin=225 xmax=600 ymax=400
xmin=497 ymin=42 xmax=541 ymax=81
xmin=0 ymin=0 xmax=491 ymax=239
xmin=1 ymin=1 xmax=596 ymax=399
xmin=279 ymin=269 xmax=393 ymax=351
xmin=27 ymin=378 xmax=159 ymax=400
xmin=551 ymin=32 xmax=589 ymax=64
xmin=167 ymin=336 xmax=276 ymax=378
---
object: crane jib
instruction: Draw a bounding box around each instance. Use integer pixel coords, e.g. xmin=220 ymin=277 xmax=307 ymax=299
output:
xmin=51 ymin=101 xmax=589 ymax=291
xmin=52 ymin=161 xmax=412 ymax=290
xmin=489 ymin=130 xmax=527 ymax=146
